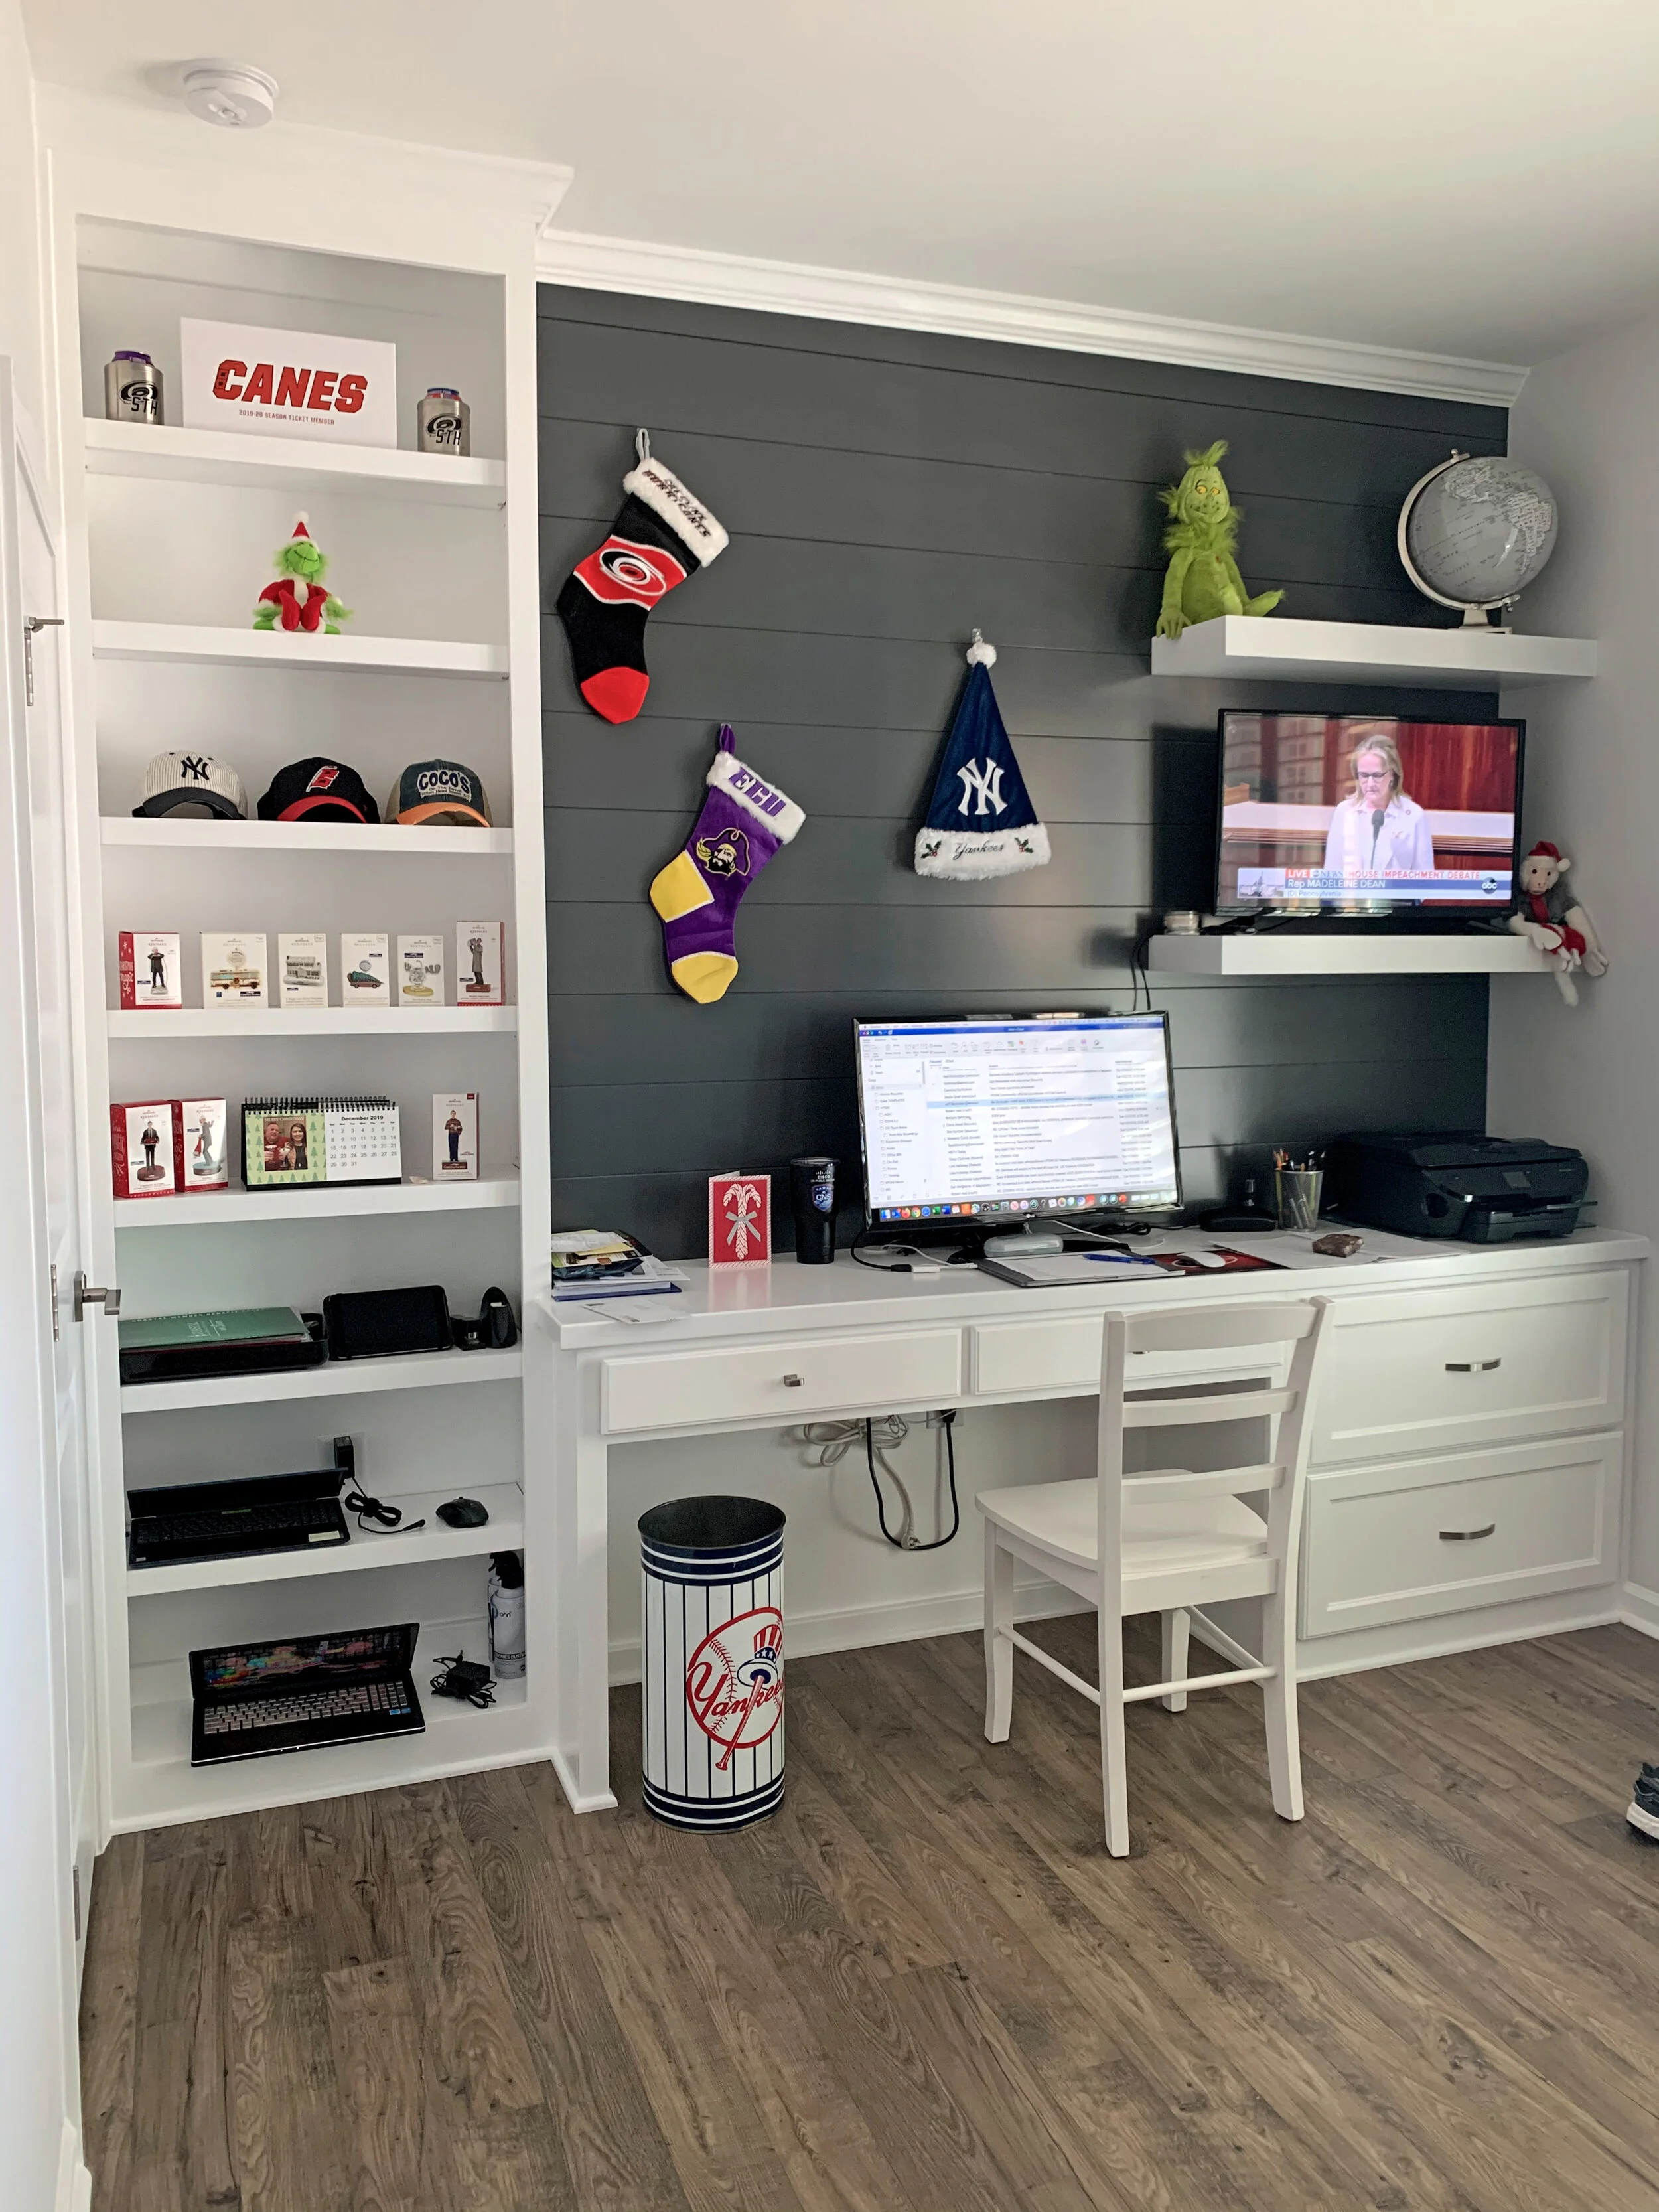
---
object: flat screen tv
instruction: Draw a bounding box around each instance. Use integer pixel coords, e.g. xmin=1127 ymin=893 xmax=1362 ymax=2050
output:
xmin=1214 ymin=711 xmax=1525 ymax=916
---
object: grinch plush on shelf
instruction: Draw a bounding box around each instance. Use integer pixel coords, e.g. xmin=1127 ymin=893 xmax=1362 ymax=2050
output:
xmin=253 ymin=514 xmax=352 ymax=636
xmin=1154 ymin=440 xmax=1283 ymax=640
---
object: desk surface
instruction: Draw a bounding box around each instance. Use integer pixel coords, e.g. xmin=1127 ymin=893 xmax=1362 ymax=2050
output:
xmin=541 ymin=1226 xmax=1647 ymax=1351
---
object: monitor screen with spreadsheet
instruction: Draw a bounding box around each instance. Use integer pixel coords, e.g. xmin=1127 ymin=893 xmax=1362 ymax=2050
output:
xmin=853 ymin=1015 xmax=1181 ymax=1225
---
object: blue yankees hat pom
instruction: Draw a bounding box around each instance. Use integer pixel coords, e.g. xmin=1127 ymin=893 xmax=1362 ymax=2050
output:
xmin=914 ymin=632 xmax=1051 ymax=880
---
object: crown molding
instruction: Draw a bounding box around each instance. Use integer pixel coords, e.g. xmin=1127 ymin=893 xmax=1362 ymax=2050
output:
xmin=536 ymin=227 xmax=1526 ymax=409
xmin=38 ymin=86 xmax=573 ymax=234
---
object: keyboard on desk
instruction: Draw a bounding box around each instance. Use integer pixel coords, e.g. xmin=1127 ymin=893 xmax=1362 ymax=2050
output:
xmin=201 ymin=1679 xmax=411 ymax=1735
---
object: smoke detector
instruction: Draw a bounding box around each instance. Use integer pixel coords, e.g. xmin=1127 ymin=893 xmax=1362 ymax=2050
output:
xmin=180 ymin=61 xmax=279 ymax=129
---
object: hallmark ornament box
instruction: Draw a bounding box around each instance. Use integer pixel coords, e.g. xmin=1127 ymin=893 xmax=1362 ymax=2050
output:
xmin=202 ymin=932 xmax=268 ymax=1009
xmin=398 ymin=934 xmax=445 ymax=1007
xmin=340 ymin=933 xmax=390 ymax=1005
xmin=277 ymin=932 xmax=329 ymax=1009
xmin=455 ymin=921 xmax=504 ymax=1005
xmin=180 ymin=1098 xmax=230 ymax=1192
xmin=118 ymin=930 xmax=182 ymax=1010
xmin=709 ymin=1171 xmax=771 ymax=1266
xmin=111 ymin=1100 xmax=179 ymax=1199
xmin=433 ymin=1092 xmax=479 ymax=1180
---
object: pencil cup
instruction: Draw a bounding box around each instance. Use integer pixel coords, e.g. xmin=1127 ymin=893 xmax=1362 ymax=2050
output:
xmin=1274 ymin=1167 xmax=1323 ymax=1232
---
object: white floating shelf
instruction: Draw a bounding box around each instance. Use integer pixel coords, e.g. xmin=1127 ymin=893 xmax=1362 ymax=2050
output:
xmin=92 ymin=620 xmax=506 ymax=681
xmin=102 ymin=818 xmax=513 ymax=855
xmin=120 ymin=1345 xmax=523 ymax=1415
xmin=108 ymin=1005 xmax=517 ymax=1038
xmin=115 ymin=1177 xmax=521 ymax=1228
xmin=1149 ymin=616 xmax=1597 ymax=690
xmin=1148 ymin=932 xmax=1557 ymax=977
xmin=84 ymin=418 xmax=506 ymax=508
xmin=125 ymin=1481 xmax=523 ymax=1597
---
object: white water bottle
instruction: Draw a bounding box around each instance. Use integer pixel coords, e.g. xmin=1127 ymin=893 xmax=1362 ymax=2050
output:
xmin=487 ymin=1551 xmax=526 ymax=1679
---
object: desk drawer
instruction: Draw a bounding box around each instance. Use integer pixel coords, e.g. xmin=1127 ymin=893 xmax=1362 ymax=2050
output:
xmin=601 ymin=1328 xmax=962 ymax=1435
xmin=1301 ymin=1430 xmax=1622 ymax=1639
xmin=1312 ymin=1270 xmax=1627 ymax=1466
xmin=970 ymin=1318 xmax=1284 ymax=1399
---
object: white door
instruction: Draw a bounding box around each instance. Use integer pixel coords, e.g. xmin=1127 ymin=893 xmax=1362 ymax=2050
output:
xmin=0 ymin=360 xmax=91 ymax=2201
xmin=17 ymin=451 xmax=99 ymax=1970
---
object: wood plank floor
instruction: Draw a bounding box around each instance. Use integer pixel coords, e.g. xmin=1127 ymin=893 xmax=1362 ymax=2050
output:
xmin=80 ymin=1619 xmax=1659 ymax=2212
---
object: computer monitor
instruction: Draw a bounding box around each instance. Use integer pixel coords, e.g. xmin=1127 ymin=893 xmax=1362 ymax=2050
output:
xmin=1215 ymin=711 xmax=1525 ymax=915
xmin=853 ymin=1014 xmax=1182 ymax=1232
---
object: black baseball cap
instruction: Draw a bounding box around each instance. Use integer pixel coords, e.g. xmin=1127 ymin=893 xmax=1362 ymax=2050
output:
xmin=257 ymin=758 xmax=380 ymax=824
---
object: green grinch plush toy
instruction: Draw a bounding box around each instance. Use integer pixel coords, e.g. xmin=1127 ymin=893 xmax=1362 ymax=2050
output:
xmin=253 ymin=513 xmax=352 ymax=636
xmin=1153 ymin=441 xmax=1283 ymax=640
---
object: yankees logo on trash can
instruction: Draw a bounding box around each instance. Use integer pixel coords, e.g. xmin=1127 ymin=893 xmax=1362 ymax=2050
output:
xmin=639 ymin=1495 xmax=786 ymax=1828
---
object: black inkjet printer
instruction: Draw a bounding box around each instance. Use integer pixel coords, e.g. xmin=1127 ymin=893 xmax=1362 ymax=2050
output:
xmin=1323 ymin=1131 xmax=1591 ymax=1243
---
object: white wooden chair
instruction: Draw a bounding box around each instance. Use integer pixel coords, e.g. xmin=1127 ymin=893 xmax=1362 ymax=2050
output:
xmin=979 ymin=1298 xmax=1332 ymax=1856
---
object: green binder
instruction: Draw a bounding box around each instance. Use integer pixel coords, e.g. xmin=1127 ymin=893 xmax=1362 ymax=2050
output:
xmin=117 ymin=1306 xmax=311 ymax=1351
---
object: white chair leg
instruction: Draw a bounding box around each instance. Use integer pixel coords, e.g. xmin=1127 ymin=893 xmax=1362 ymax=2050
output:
xmin=1098 ymin=1601 xmax=1131 ymax=1856
xmin=983 ymin=1521 xmax=1014 ymax=1743
xmin=1161 ymin=1607 xmax=1190 ymax=1713
xmin=1261 ymin=1592 xmax=1304 ymax=1822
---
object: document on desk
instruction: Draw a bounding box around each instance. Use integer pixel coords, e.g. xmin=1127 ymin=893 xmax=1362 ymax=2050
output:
xmin=981 ymin=1248 xmax=1286 ymax=1289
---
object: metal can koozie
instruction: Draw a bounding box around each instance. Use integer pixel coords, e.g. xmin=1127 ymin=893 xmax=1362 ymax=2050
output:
xmin=417 ymin=387 xmax=470 ymax=456
xmin=639 ymin=1495 xmax=784 ymax=1830
xmin=105 ymin=351 xmax=163 ymax=425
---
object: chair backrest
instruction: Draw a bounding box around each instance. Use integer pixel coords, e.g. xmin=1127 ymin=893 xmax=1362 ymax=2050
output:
xmin=1096 ymin=1298 xmax=1333 ymax=1589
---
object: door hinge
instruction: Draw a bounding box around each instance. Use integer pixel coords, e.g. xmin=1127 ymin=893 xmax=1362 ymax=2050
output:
xmin=50 ymin=1262 xmax=58 ymax=1341
xmin=23 ymin=615 xmax=63 ymax=708
xmin=72 ymin=1864 xmax=81 ymax=1941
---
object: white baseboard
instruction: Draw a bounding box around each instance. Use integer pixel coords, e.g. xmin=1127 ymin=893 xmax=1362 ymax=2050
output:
xmin=609 ymin=1577 xmax=1088 ymax=1687
xmin=1295 ymin=1603 xmax=1624 ymax=1682
xmin=1621 ymin=1582 xmax=1659 ymax=1639
xmin=57 ymin=2122 xmax=90 ymax=2212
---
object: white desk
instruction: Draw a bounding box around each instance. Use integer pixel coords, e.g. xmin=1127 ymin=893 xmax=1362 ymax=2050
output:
xmin=540 ymin=1227 xmax=1645 ymax=1812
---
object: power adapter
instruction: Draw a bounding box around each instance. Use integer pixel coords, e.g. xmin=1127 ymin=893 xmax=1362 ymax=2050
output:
xmin=429 ymin=1653 xmax=495 ymax=1708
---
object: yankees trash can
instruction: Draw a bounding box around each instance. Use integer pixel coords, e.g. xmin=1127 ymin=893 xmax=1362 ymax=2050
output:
xmin=639 ymin=1495 xmax=785 ymax=1830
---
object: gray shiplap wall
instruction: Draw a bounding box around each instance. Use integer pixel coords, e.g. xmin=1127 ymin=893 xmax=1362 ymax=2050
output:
xmin=538 ymin=287 xmax=1505 ymax=1256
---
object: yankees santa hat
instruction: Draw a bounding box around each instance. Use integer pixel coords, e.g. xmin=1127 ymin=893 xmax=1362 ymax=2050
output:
xmin=914 ymin=634 xmax=1050 ymax=879
xmin=556 ymin=429 xmax=728 ymax=724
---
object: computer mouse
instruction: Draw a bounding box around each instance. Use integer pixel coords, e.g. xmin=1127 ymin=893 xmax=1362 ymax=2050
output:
xmin=1188 ymin=1250 xmax=1229 ymax=1270
xmin=437 ymin=1497 xmax=490 ymax=1528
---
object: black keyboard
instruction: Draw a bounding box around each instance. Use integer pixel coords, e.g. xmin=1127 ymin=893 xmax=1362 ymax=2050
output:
xmin=130 ymin=1498 xmax=347 ymax=1563
xmin=202 ymin=1679 xmax=413 ymax=1737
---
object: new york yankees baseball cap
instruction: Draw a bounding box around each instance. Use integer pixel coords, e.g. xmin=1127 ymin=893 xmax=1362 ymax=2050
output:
xmin=386 ymin=759 xmax=494 ymax=828
xmin=257 ymin=757 xmax=380 ymax=823
xmin=133 ymin=751 xmax=248 ymax=820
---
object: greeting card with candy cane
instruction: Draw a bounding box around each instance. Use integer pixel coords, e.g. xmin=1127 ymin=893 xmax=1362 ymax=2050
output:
xmin=708 ymin=1171 xmax=771 ymax=1267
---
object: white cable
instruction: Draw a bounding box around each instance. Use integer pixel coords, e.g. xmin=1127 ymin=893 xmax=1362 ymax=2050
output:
xmin=797 ymin=1416 xmax=916 ymax=1544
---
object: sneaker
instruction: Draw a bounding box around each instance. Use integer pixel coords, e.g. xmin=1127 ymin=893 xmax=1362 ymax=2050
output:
xmin=1626 ymin=1774 xmax=1659 ymax=1841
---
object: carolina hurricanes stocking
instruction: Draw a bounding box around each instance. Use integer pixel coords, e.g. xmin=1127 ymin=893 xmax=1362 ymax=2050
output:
xmin=555 ymin=430 xmax=728 ymax=723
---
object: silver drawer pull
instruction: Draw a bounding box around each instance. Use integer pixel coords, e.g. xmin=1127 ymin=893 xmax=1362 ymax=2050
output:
xmin=1445 ymin=1358 xmax=1501 ymax=1372
xmin=782 ymin=1373 xmax=804 ymax=1388
xmin=1439 ymin=1523 xmax=1496 ymax=1542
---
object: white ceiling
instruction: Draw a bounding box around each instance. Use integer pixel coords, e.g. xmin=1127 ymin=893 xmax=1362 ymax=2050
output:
xmin=25 ymin=0 xmax=1659 ymax=367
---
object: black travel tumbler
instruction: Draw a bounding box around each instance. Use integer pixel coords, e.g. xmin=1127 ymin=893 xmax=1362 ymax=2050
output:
xmin=789 ymin=1156 xmax=838 ymax=1264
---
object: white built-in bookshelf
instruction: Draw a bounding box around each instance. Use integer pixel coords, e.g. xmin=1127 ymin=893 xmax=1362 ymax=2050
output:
xmin=52 ymin=141 xmax=563 ymax=1831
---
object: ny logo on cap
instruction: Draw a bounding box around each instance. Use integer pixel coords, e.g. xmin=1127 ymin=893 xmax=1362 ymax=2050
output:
xmin=956 ymin=758 xmax=1006 ymax=817
xmin=178 ymin=756 xmax=212 ymax=783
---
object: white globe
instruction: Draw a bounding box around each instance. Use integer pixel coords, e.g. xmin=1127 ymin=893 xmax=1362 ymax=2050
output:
xmin=1402 ymin=455 xmax=1559 ymax=613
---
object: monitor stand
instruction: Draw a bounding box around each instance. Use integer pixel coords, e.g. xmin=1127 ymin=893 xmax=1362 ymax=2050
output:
xmin=980 ymin=1223 xmax=1065 ymax=1259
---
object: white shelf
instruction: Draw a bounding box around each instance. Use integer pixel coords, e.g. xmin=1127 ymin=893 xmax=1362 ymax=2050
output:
xmin=102 ymin=817 xmax=513 ymax=855
xmin=84 ymin=417 xmax=507 ymax=507
xmin=91 ymin=620 xmax=507 ymax=680
xmin=123 ymin=1670 xmax=530 ymax=1826
xmin=114 ymin=1176 xmax=521 ymax=1228
xmin=125 ymin=1481 xmax=522 ymax=1596
xmin=1149 ymin=615 xmax=1597 ymax=690
xmin=120 ymin=1345 xmax=523 ymax=1415
xmin=107 ymin=1004 xmax=516 ymax=1038
xmin=1148 ymin=932 xmax=1557 ymax=976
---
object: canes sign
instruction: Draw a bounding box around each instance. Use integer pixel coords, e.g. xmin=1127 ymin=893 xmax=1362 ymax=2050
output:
xmin=180 ymin=318 xmax=397 ymax=448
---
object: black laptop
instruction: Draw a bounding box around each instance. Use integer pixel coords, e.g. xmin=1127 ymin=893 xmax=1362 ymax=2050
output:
xmin=189 ymin=1623 xmax=425 ymax=1765
xmin=128 ymin=1442 xmax=353 ymax=1568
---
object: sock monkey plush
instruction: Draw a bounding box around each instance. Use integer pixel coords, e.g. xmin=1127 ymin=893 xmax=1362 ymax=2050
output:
xmin=1154 ymin=441 xmax=1283 ymax=640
